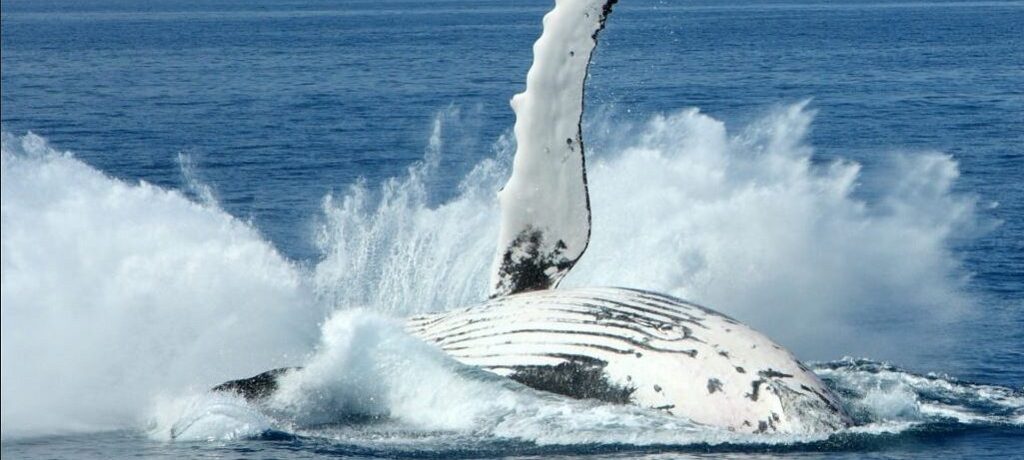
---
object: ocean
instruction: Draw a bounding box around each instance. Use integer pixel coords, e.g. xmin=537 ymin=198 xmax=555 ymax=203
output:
xmin=1 ymin=0 xmax=1022 ymax=458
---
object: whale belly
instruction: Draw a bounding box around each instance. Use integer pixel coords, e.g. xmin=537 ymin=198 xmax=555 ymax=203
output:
xmin=408 ymin=287 xmax=850 ymax=434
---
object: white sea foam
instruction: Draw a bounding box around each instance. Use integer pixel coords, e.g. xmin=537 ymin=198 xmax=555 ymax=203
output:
xmin=574 ymin=103 xmax=979 ymax=359
xmin=1 ymin=132 xmax=322 ymax=439
xmin=154 ymin=391 xmax=273 ymax=442
xmin=816 ymin=358 xmax=1024 ymax=427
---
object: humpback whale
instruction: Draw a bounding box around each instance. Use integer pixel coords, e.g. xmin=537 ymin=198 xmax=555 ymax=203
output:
xmin=216 ymin=0 xmax=852 ymax=434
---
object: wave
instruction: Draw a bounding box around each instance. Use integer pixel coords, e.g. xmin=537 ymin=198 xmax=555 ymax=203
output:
xmin=1 ymin=102 xmax=1012 ymax=444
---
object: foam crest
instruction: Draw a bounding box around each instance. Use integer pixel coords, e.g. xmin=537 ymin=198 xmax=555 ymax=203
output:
xmin=1 ymin=132 xmax=322 ymax=439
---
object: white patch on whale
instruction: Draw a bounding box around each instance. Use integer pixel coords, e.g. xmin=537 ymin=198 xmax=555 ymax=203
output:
xmin=408 ymin=287 xmax=850 ymax=433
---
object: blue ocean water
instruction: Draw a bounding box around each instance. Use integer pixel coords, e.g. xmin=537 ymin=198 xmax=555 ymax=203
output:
xmin=2 ymin=0 xmax=1022 ymax=458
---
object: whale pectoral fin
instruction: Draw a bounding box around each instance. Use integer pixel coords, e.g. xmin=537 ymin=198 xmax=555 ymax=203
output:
xmin=490 ymin=0 xmax=618 ymax=298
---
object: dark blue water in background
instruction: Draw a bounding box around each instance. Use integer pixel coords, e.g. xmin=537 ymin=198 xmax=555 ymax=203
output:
xmin=2 ymin=0 xmax=1021 ymax=458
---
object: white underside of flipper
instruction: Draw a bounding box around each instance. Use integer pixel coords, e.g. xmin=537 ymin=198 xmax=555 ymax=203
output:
xmin=490 ymin=0 xmax=617 ymax=297
xmin=409 ymin=287 xmax=851 ymax=434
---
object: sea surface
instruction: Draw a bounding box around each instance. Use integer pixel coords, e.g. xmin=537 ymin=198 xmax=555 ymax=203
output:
xmin=2 ymin=0 xmax=1022 ymax=458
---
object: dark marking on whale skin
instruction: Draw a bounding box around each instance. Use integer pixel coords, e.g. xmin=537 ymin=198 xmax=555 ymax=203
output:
xmin=759 ymin=368 xmax=794 ymax=379
xmin=747 ymin=379 xmax=765 ymax=401
xmin=707 ymin=378 xmax=723 ymax=394
xmin=755 ymin=413 xmax=779 ymax=433
xmin=493 ymin=229 xmax=572 ymax=297
xmin=744 ymin=370 xmax=796 ymax=403
xmin=507 ymin=356 xmax=635 ymax=405
xmin=591 ymin=0 xmax=619 ymax=40
xmin=213 ymin=367 xmax=295 ymax=402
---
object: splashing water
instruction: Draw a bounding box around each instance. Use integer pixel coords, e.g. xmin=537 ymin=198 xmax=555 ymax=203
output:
xmin=816 ymin=358 xmax=1023 ymax=428
xmin=575 ymin=102 xmax=978 ymax=359
xmin=1 ymin=132 xmax=323 ymax=439
xmin=313 ymin=107 xmax=504 ymax=315
xmin=1 ymin=102 xmax=1017 ymax=445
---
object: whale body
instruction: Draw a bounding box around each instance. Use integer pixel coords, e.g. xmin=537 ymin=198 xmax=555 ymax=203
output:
xmin=217 ymin=288 xmax=851 ymax=434
xmin=408 ymin=287 xmax=850 ymax=433
xmin=214 ymin=0 xmax=853 ymax=435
